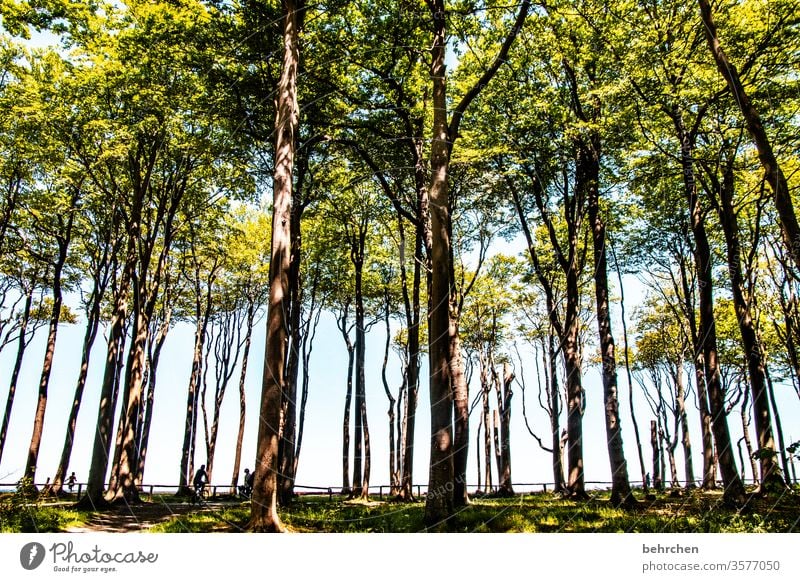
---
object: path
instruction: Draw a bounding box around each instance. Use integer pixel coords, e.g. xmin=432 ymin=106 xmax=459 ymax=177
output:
xmin=66 ymin=501 xmax=235 ymax=533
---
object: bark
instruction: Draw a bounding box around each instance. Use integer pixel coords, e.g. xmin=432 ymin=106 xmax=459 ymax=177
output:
xmin=25 ymin=204 xmax=75 ymax=484
xmin=696 ymin=213 xmax=745 ymax=503
xmin=48 ymin=285 xmax=103 ymax=494
xmin=423 ymin=0 xmax=529 ymax=526
xmin=451 ymin=330 xmax=470 ymax=506
xmin=548 ymin=335 xmax=566 ymax=492
xmin=178 ymin=252 xmax=217 ymax=493
xmin=248 ymin=0 xmax=302 ymax=534
xmin=78 ymin=277 xmax=128 ymax=509
xmin=352 ymin=246 xmax=367 ymax=498
xmin=651 ymin=420 xmax=662 ymax=490
xmin=338 ymin=306 xmax=354 ymax=496
xmin=739 ymin=384 xmax=759 ymax=483
xmin=673 ymin=110 xmax=745 ymax=504
xmin=0 ymin=284 xmax=34 ymax=467
xmin=278 ymin=194 xmax=303 ymax=505
xmin=230 ymin=299 xmax=255 ymax=494
xmin=480 ymin=354 xmax=493 ymax=492
xmin=498 ymin=363 xmax=514 ymax=495
xmin=675 ymin=360 xmax=695 ymax=488
xmin=583 ymin=138 xmax=633 ymax=507
xmin=698 ymin=0 xmax=800 ymax=272
xmin=610 ymin=240 xmax=648 ymax=491
xmin=381 ymin=293 xmax=398 ymax=494
xmin=707 ymin=157 xmax=784 ymax=490
xmin=424 ymin=0 xmax=455 ymax=526
xmin=135 ymin=312 xmax=170 ymax=487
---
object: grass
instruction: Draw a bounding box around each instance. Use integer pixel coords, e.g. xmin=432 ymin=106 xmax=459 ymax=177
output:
xmin=145 ymin=487 xmax=800 ymax=533
xmin=0 ymin=491 xmax=87 ymax=533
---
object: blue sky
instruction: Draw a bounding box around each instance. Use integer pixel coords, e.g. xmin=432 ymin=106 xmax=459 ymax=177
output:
xmin=2 ymin=264 xmax=797 ymax=493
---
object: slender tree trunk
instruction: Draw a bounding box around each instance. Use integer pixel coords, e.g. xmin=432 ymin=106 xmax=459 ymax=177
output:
xmin=278 ymin=200 xmax=302 ymax=505
xmin=0 ymin=285 xmax=33 ymax=467
xmin=136 ymin=314 xmax=169 ymax=487
xmin=231 ymin=300 xmax=255 ymax=494
xmin=651 ymin=420 xmax=662 ymax=491
xmin=676 ymin=359 xmax=695 ymax=489
xmin=424 ymin=0 xmax=455 ymax=526
xmin=352 ymin=259 xmax=366 ymax=498
xmin=399 ymin=212 xmax=423 ymax=501
xmin=740 ymin=385 xmax=759 ymax=483
xmin=78 ymin=280 xmax=128 ymax=509
xmin=712 ymin=160 xmax=784 ymax=490
xmin=674 ymin=110 xmax=745 ymax=504
xmin=698 ymin=0 xmax=800 ymax=272
xmin=584 ymin=140 xmax=633 ymax=506
xmin=497 ymin=363 xmax=514 ymax=496
xmin=25 ymin=234 xmax=70 ymax=484
xmin=764 ymin=369 xmax=792 ymax=486
xmin=480 ymin=353 xmax=493 ymax=493
xmin=610 ymin=240 xmax=648 ymax=492
xmin=381 ymin=297 xmax=398 ymax=494
xmin=548 ymin=334 xmax=565 ymax=492
xmin=48 ymin=291 xmax=103 ymax=494
xmin=339 ymin=309 xmax=354 ymax=496
xmin=248 ymin=0 xmax=302 ymax=533
xmin=451 ymin=330 xmax=470 ymax=506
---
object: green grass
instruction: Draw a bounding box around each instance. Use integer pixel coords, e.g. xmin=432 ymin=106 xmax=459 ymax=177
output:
xmin=147 ymin=488 xmax=800 ymax=533
xmin=0 ymin=492 xmax=87 ymax=533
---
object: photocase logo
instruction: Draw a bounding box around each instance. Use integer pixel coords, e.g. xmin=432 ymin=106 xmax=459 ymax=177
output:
xmin=20 ymin=542 xmax=46 ymax=570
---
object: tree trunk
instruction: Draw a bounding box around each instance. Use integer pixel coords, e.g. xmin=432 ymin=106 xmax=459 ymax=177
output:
xmin=230 ymin=300 xmax=255 ymax=494
xmin=547 ymin=335 xmax=566 ymax=492
xmin=698 ymin=0 xmax=800 ymax=272
xmin=481 ymin=353 xmax=493 ymax=493
xmin=78 ymin=280 xmax=128 ymax=509
xmin=651 ymin=420 xmax=662 ymax=491
xmin=339 ymin=308 xmax=354 ymax=496
xmin=48 ymin=288 xmax=103 ymax=494
xmin=498 ymin=363 xmax=514 ymax=496
xmin=583 ymin=139 xmax=633 ymax=507
xmin=25 ymin=228 xmax=71 ymax=484
xmin=424 ymin=0 xmax=455 ymax=527
xmin=674 ymin=110 xmax=745 ymax=505
xmin=248 ymin=0 xmax=302 ymax=534
xmin=352 ymin=256 xmax=366 ymax=498
xmin=610 ymin=240 xmax=648 ymax=492
xmin=381 ymin=296 xmax=398 ymax=495
xmin=712 ymin=159 xmax=784 ymax=491
xmin=278 ymin=197 xmax=302 ymax=505
xmin=451 ymin=330 xmax=470 ymax=506
xmin=0 ymin=284 xmax=33 ymax=467
xmin=135 ymin=314 xmax=169 ymax=487
xmin=675 ymin=358 xmax=695 ymax=489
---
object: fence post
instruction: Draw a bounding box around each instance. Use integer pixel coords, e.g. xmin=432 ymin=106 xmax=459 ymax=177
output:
xmin=328 ymin=488 xmax=332 ymax=501
xmin=416 ymin=485 xmax=421 ymax=498
xmin=543 ymin=483 xmax=547 ymax=493
xmin=77 ymin=484 xmax=83 ymax=498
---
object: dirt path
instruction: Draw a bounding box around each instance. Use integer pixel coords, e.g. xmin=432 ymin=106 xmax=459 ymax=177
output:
xmin=66 ymin=501 xmax=234 ymax=533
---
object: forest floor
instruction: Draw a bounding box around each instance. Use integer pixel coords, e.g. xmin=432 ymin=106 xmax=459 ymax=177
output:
xmin=3 ymin=487 xmax=799 ymax=533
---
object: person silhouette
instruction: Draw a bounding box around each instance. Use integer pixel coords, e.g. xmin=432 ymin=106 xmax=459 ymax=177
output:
xmin=67 ymin=472 xmax=77 ymax=492
xmin=193 ymin=465 xmax=208 ymax=498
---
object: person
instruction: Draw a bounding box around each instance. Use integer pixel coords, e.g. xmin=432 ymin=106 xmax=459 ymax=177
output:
xmin=67 ymin=472 xmax=77 ymax=492
xmin=240 ymin=468 xmax=254 ymax=498
xmin=193 ymin=465 xmax=208 ymax=498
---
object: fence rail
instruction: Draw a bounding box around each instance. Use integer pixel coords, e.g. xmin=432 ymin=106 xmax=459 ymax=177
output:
xmin=1 ymin=479 xmax=749 ymax=500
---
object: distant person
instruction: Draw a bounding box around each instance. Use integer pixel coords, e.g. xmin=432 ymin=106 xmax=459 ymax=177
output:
xmin=193 ymin=465 xmax=208 ymax=497
xmin=240 ymin=468 xmax=254 ymax=498
xmin=67 ymin=472 xmax=77 ymax=492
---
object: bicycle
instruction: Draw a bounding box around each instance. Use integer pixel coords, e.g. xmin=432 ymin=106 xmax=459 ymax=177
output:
xmin=191 ymin=483 xmax=208 ymax=505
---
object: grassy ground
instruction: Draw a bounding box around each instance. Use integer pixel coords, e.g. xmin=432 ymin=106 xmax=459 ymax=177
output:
xmin=149 ymin=488 xmax=800 ymax=533
xmin=3 ymin=487 xmax=798 ymax=533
